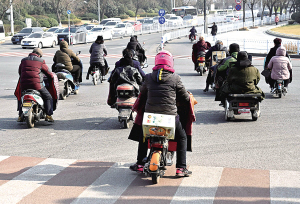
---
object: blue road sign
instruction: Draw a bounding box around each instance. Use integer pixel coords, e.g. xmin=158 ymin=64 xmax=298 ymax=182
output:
xmin=159 ymin=16 xmax=165 ymax=24
xmin=159 ymin=9 xmax=165 ymax=16
xmin=235 ymin=4 xmax=241 ymax=11
xmin=67 ymin=10 xmax=71 ymax=14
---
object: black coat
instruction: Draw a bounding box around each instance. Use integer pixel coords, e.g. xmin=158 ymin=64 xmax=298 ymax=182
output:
xmin=208 ymin=24 xmax=217 ymax=35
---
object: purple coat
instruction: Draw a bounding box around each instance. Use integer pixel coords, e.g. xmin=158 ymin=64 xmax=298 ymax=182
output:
xmin=268 ymin=46 xmax=292 ymax=80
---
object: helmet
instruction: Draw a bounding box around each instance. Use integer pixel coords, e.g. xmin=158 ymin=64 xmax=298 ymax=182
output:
xmin=155 ymin=50 xmax=173 ymax=68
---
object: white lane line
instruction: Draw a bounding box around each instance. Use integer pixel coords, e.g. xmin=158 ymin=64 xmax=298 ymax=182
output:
xmin=71 ymin=162 xmax=137 ymax=204
xmin=171 ymin=166 xmax=223 ymax=204
xmin=270 ymin=170 xmax=300 ymax=203
xmin=0 ymin=156 xmax=9 ymax=162
xmin=0 ymin=158 xmax=76 ymax=204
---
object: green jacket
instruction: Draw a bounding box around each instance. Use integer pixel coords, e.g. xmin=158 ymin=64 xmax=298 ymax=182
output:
xmin=220 ymin=63 xmax=265 ymax=99
xmin=217 ymin=52 xmax=238 ymax=72
xmin=53 ymin=41 xmax=80 ymax=71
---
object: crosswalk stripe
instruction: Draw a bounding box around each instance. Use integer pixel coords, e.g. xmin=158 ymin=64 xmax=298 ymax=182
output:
xmin=0 ymin=156 xmax=300 ymax=203
xmin=270 ymin=170 xmax=300 ymax=203
xmin=171 ymin=166 xmax=223 ymax=204
xmin=71 ymin=162 xmax=138 ymax=204
xmin=0 ymin=158 xmax=76 ymax=204
xmin=18 ymin=160 xmax=115 ymax=204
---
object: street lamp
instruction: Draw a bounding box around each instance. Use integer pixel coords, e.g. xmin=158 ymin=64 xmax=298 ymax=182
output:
xmin=10 ymin=0 xmax=14 ymax=35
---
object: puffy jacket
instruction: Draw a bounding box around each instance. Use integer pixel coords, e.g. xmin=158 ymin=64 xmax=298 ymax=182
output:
xmin=208 ymin=24 xmax=217 ymax=35
xmin=140 ymin=68 xmax=190 ymax=115
xmin=126 ymin=36 xmax=142 ymax=52
xmin=89 ymin=42 xmax=107 ymax=66
xmin=217 ymin=52 xmax=238 ymax=72
xmin=268 ymin=46 xmax=292 ymax=80
xmin=114 ymin=59 xmax=145 ymax=78
xmin=264 ymin=44 xmax=289 ymax=69
xmin=205 ymin=44 xmax=229 ymax=61
xmin=193 ymin=40 xmax=207 ymax=55
xmin=53 ymin=41 xmax=80 ymax=71
xmin=19 ymin=53 xmax=53 ymax=91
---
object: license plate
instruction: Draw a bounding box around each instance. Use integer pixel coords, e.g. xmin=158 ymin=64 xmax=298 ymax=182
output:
xmin=239 ymin=103 xmax=249 ymax=107
xmin=199 ymin=62 xmax=205 ymax=66
xmin=59 ymin=38 xmax=64 ymax=41
xmin=24 ymin=43 xmax=29 ymax=45
xmin=22 ymin=102 xmax=32 ymax=107
xmin=238 ymin=108 xmax=250 ymax=113
xmin=15 ymin=39 xmax=19 ymax=41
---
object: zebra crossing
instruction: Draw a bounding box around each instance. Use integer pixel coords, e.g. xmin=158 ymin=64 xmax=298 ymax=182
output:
xmin=0 ymin=155 xmax=300 ymax=203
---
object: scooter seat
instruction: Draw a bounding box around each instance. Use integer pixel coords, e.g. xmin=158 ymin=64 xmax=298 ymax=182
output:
xmin=22 ymin=89 xmax=42 ymax=97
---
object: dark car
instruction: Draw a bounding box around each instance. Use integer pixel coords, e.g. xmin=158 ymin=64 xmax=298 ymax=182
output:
xmin=11 ymin=27 xmax=44 ymax=44
xmin=57 ymin=26 xmax=88 ymax=45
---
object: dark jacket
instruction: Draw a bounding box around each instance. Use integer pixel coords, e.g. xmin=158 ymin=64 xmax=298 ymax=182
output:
xmin=264 ymin=44 xmax=289 ymax=69
xmin=53 ymin=41 xmax=80 ymax=71
xmin=140 ymin=69 xmax=190 ymax=115
xmin=208 ymin=24 xmax=217 ymax=35
xmin=114 ymin=59 xmax=145 ymax=78
xmin=205 ymin=44 xmax=229 ymax=61
xmin=19 ymin=53 xmax=53 ymax=91
xmin=126 ymin=36 xmax=142 ymax=52
xmin=220 ymin=53 xmax=264 ymax=100
xmin=190 ymin=27 xmax=197 ymax=35
xmin=89 ymin=42 xmax=107 ymax=66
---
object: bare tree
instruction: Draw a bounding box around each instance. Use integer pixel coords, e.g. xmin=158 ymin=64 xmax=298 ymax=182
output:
xmin=247 ymin=0 xmax=258 ymax=27
xmin=266 ymin=0 xmax=278 ymax=17
xmin=0 ymin=0 xmax=11 ymax=21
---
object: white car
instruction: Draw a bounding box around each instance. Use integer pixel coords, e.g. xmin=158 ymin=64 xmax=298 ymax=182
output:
xmin=112 ymin=23 xmax=134 ymax=38
xmin=21 ymin=32 xmax=57 ymax=49
xmin=183 ymin=15 xmax=198 ymax=26
xmin=104 ymin=21 xmax=120 ymax=30
xmin=225 ymin=15 xmax=239 ymax=22
xmin=167 ymin=16 xmax=183 ymax=27
xmin=86 ymin=26 xmax=112 ymax=42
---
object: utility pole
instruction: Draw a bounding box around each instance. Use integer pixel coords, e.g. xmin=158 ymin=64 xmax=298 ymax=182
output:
xmin=204 ymin=0 xmax=207 ymax=34
xmin=243 ymin=0 xmax=246 ymax=28
xmin=98 ymin=0 xmax=101 ymax=23
xmin=10 ymin=0 xmax=14 ymax=35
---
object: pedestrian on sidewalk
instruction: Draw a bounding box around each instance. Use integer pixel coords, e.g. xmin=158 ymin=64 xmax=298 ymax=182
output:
xmin=275 ymin=16 xmax=279 ymax=25
xmin=208 ymin=22 xmax=217 ymax=41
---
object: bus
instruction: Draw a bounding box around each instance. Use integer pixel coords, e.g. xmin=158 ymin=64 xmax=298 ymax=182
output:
xmin=171 ymin=6 xmax=198 ymax=18
xmin=0 ymin=20 xmax=5 ymax=43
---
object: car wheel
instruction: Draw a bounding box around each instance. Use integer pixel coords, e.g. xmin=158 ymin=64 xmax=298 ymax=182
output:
xmin=52 ymin=41 xmax=56 ymax=48
xmin=22 ymin=47 xmax=26 ymax=49
xmin=110 ymin=35 xmax=112 ymax=40
xmin=38 ymin=42 xmax=43 ymax=49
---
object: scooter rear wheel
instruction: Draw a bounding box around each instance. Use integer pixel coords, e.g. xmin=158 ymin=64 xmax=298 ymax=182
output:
xmin=93 ymin=76 xmax=97 ymax=85
xmin=123 ymin=119 xmax=129 ymax=129
xmin=151 ymin=173 xmax=159 ymax=184
xmin=25 ymin=109 xmax=35 ymax=128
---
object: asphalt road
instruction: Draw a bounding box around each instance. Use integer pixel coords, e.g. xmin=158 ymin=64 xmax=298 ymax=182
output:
xmin=0 ymin=29 xmax=300 ymax=174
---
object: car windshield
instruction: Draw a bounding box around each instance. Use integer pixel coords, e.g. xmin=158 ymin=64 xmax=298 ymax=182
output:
xmin=100 ymin=20 xmax=110 ymax=25
xmin=105 ymin=22 xmax=117 ymax=26
xmin=86 ymin=25 xmax=94 ymax=30
xmin=28 ymin=33 xmax=42 ymax=38
xmin=55 ymin=29 xmax=64 ymax=33
xmin=170 ymin=17 xmax=178 ymax=20
xmin=115 ymin=24 xmax=125 ymax=28
xmin=91 ymin=27 xmax=103 ymax=31
xmin=183 ymin=16 xmax=192 ymax=20
xmin=144 ymin=20 xmax=153 ymax=24
xmin=47 ymin=28 xmax=58 ymax=32
xmin=20 ymin=28 xmax=32 ymax=33
xmin=128 ymin=22 xmax=135 ymax=25
xmin=62 ymin=27 xmax=77 ymax=33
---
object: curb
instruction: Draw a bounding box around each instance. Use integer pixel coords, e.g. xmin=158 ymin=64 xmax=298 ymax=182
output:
xmin=265 ymin=29 xmax=300 ymax=40
xmin=249 ymin=52 xmax=300 ymax=58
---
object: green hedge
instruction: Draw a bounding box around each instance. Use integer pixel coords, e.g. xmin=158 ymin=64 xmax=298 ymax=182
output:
xmin=61 ymin=19 xmax=81 ymax=24
xmin=4 ymin=24 xmax=25 ymax=36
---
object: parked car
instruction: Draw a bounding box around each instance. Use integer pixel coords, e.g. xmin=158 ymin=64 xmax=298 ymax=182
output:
xmin=167 ymin=16 xmax=183 ymax=27
xmin=152 ymin=16 xmax=161 ymax=24
xmin=183 ymin=15 xmax=198 ymax=26
xmin=45 ymin=27 xmax=64 ymax=42
xmin=127 ymin=21 xmax=142 ymax=31
xmin=46 ymin=27 xmax=61 ymax=33
xmin=142 ymin=19 xmax=155 ymax=30
xmin=11 ymin=27 xmax=44 ymax=44
xmin=84 ymin=24 xmax=96 ymax=31
xmin=112 ymin=23 xmax=134 ymax=38
xmin=104 ymin=21 xmax=120 ymax=30
xmin=21 ymin=32 xmax=57 ymax=49
xmin=86 ymin=25 xmax=112 ymax=42
xmin=225 ymin=15 xmax=239 ymax=22
xmin=57 ymin=26 xmax=88 ymax=45
xmin=100 ymin=18 xmax=122 ymax=25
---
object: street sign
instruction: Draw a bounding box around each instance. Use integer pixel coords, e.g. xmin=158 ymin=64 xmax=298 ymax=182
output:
xmin=235 ymin=4 xmax=242 ymax=11
xmin=159 ymin=9 xmax=165 ymax=16
xmin=235 ymin=0 xmax=242 ymax=4
xmin=159 ymin=16 xmax=165 ymax=24
xmin=67 ymin=10 xmax=71 ymax=14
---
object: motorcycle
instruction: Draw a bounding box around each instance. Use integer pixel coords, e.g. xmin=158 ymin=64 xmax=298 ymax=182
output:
xmin=142 ymin=113 xmax=176 ymax=184
xmin=20 ymin=89 xmax=46 ymax=128
xmin=89 ymin=64 xmax=103 ymax=85
xmin=224 ymin=94 xmax=262 ymax=121
xmin=190 ymin=34 xmax=196 ymax=43
xmin=115 ymin=83 xmax=138 ymax=128
xmin=132 ymin=42 xmax=148 ymax=69
xmin=272 ymin=80 xmax=287 ymax=98
xmin=195 ymin=51 xmax=207 ymax=76
xmin=54 ymin=51 xmax=81 ymax=100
